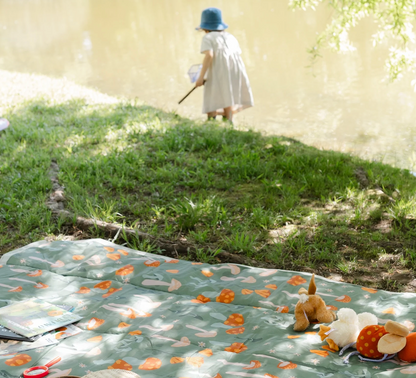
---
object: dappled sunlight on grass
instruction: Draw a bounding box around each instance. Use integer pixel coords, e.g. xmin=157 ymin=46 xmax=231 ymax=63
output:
xmin=2 ymin=88 xmax=416 ymax=290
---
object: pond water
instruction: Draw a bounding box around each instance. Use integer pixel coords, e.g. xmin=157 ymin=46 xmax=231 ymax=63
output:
xmin=1 ymin=0 xmax=416 ymax=170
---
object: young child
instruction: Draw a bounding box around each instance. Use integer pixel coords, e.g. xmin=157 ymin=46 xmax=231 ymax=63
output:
xmin=195 ymin=7 xmax=254 ymax=122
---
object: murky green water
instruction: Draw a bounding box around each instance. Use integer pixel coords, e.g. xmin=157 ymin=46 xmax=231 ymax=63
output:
xmin=1 ymin=0 xmax=415 ymax=170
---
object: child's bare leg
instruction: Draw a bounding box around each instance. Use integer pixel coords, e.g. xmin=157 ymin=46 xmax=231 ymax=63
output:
xmin=223 ymin=107 xmax=233 ymax=122
xmin=207 ymin=111 xmax=217 ymax=120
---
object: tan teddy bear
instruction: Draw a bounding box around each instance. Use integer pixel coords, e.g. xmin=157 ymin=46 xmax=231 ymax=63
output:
xmin=293 ymin=274 xmax=336 ymax=332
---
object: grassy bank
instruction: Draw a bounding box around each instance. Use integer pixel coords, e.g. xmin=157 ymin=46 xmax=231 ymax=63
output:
xmin=1 ymin=72 xmax=416 ymax=291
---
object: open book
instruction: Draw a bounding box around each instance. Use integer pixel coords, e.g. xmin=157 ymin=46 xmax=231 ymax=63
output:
xmin=0 ymin=299 xmax=82 ymax=338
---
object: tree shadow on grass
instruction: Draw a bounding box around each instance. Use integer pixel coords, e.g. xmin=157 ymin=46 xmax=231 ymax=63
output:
xmin=2 ymin=98 xmax=416 ymax=290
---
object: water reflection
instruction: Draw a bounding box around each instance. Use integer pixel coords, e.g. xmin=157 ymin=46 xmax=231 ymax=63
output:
xmin=0 ymin=0 xmax=415 ymax=169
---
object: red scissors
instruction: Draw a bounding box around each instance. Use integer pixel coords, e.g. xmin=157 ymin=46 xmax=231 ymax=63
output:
xmin=23 ymin=357 xmax=61 ymax=378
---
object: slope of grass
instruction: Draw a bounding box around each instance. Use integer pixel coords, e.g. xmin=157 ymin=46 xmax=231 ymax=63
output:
xmin=1 ymin=78 xmax=416 ymax=291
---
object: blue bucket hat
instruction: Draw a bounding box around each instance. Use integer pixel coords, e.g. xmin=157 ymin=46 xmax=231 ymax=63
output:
xmin=196 ymin=7 xmax=228 ymax=31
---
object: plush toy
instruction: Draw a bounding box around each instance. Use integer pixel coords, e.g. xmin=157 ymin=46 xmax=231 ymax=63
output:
xmin=343 ymin=320 xmax=410 ymax=363
xmin=318 ymin=308 xmax=378 ymax=351
xmin=293 ymin=274 xmax=336 ymax=332
xmin=398 ymin=332 xmax=416 ymax=363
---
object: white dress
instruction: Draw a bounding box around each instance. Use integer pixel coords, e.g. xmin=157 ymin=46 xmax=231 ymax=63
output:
xmin=200 ymin=31 xmax=254 ymax=114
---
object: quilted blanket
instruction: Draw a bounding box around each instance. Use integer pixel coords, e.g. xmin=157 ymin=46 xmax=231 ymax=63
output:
xmin=0 ymin=239 xmax=415 ymax=377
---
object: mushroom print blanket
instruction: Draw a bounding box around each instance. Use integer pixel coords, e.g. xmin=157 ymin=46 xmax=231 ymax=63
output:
xmin=0 ymin=239 xmax=415 ymax=378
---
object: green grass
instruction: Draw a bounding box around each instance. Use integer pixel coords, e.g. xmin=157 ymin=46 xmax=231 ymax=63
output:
xmin=1 ymin=95 xmax=416 ymax=290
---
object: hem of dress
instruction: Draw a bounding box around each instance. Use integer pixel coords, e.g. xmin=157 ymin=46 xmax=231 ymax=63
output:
xmin=202 ymin=103 xmax=254 ymax=115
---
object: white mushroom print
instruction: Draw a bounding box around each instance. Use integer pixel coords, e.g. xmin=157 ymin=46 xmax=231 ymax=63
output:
xmin=282 ymin=290 xmax=351 ymax=303
xmin=253 ymin=354 xmax=297 ymax=369
xmin=316 ymin=291 xmax=351 ymax=303
xmin=186 ymin=325 xmax=217 ymax=337
xmin=101 ymin=304 xmax=151 ymax=318
xmin=258 ymin=301 xmax=288 ymax=312
xmin=212 ymin=264 xmax=241 ymax=275
xmin=133 ymin=294 xmax=162 ymax=308
xmin=218 ymin=359 xmax=261 ymax=369
xmin=9 ymin=278 xmax=48 ymax=289
xmin=142 ymin=278 xmax=182 ymax=292
xmin=0 ymin=283 xmax=22 ymax=292
xmin=259 ymin=269 xmax=278 ymax=277
xmin=139 ymin=324 xmax=174 ymax=332
xmin=130 ymin=257 xmax=161 ymax=266
xmin=29 ymin=256 xmax=65 ymax=267
xmin=152 ymin=334 xmax=191 ymax=347
xmin=221 ymin=276 xmax=256 ymax=283
xmin=10 ymin=268 xmax=42 ymax=277
xmin=84 ymin=255 xmax=103 ymax=266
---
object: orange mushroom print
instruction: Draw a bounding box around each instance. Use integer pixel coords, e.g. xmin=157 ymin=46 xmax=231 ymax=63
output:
xmin=244 ymin=360 xmax=261 ymax=369
xmin=34 ymin=282 xmax=48 ymax=289
xmin=129 ymin=330 xmax=142 ymax=336
xmin=116 ymin=264 xmax=134 ymax=276
xmin=87 ymin=317 xmax=105 ymax=330
xmin=265 ymin=284 xmax=277 ymax=290
xmin=310 ymin=350 xmax=329 ymax=357
xmin=225 ymin=342 xmax=248 ymax=353
xmin=94 ymin=280 xmax=112 ymax=290
xmin=76 ymin=286 xmax=91 ymax=294
xmin=170 ymin=357 xmax=185 ymax=364
xmin=317 ymin=292 xmax=352 ymax=303
xmin=87 ymin=335 xmax=103 ymax=342
xmin=104 ymin=247 xmax=115 ymax=252
xmin=224 ymin=313 xmax=245 ymax=326
xmin=0 ymin=283 xmax=23 ymax=292
xmin=165 ymin=259 xmax=179 ymax=263
xmin=326 ymin=305 xmax=338 ymax=311
xmin=106 ymin=253 xmax=121 ymax=261
xmin=382 ymin=307 xmax=396 ymax=315
xmin=198 ymin=348 xmax=213 ymax=357
xmin=192 ymin=294 xmax=211 ymax=303
xmin=139 ymin=357 xmax=162 ymax=370
xmin=102 ymin=287 xmax=122 ymax=298
xmin=362 ymin=287 xmax=377 ymax=294
xmin=5 ymin=354 xmax=31 ymax=366
xmin=108 ymin=359 xmax=132 ymax=370
xmin=118 ymin=249 xmax=129 ymax=256
xmin=72 ymin=255 xmax=85 ymax=260
xmin=226 ymin=326 xmax=245 ymax=335
xmin=277 ymin=361 xmax=297 ymax=369
xmin=241 ymin=289 xmax=253 ymax=295
xmin=276 ymin=306 xmax=289 ymax=313
xmin=201 ymin=269 xmax=214 ymax=277
xmin=287 ymin=275 xmax=307 ymax=286
xmin=186 ymin=356 xmax=204 ymax=367
xmin=118 ymin=322 xmax=131 ymax=328
xmin=144 ymin=260 xmax=160 ymax=267
xmin=254 ymin=289 xmax=271 ymax=298
xmin=27 ymin=269 xmax=43 ymax=277
xmin=216 ymin=289 xmax=235 ymax=303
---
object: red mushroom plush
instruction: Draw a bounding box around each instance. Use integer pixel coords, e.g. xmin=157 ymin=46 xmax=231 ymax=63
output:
xmin=343 ymin=320 xmax=410 ymax=363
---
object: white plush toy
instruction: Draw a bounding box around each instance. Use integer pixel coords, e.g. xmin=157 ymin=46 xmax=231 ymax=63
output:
xmin=318 ymin=308 xmax=378 ymax=351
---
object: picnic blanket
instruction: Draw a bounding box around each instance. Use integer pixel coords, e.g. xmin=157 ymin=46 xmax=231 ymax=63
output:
xmin=0 ymin=239 xmax=415 ymax=377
